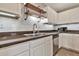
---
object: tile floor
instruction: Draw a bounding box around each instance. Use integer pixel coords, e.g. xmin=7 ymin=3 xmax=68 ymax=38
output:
xmin=55 ymin=48 xmax=79 ymax=56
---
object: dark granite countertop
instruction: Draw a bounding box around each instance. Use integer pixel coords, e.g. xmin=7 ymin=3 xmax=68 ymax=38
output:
xmin=1 ymin=29 xmax=79 ymax=48
xmin=62 ymin=30 xmax=79 ymax=34
xmin=0 ymin=32 xmax=58 ymax=48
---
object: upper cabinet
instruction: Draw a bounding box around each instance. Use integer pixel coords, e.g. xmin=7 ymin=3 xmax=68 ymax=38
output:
xmin=45 ymin=6 xmax=58 ymax=23
xmin=58 ymin=7 xmax=79 ymax=24
xmin=0 ymin=3 xmax=20 ymax=14
xmin=0 ymin=3 xmax=24 ymax=19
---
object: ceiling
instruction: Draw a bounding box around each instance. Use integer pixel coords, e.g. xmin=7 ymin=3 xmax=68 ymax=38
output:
xmin=36 ymin=3 xmax=79 ymax=12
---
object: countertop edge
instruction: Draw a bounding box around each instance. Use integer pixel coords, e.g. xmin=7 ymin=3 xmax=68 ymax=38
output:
xmin=0 ymin=33 xmax=58 ymax=48
xmin=62 ymin=30 xmax=79 ymax=34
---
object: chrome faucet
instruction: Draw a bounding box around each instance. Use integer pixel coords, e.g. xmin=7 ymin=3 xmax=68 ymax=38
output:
xmin=33 ymin=23 xmax=38 ymax=36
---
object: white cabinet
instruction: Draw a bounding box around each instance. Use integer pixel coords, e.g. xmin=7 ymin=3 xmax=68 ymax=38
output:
xmin=59 ymin=33 xmax=62 ymax=48
xmin=45 ymin=6 xmax=58 ymax=23
xmin=59 ymin=33 xmax=79 ymax=51
xmin=71 ymin=34 xmax=79 ymax=51
xmin=45 ymin=36 xmax=53 ymax=56
xmin=0 ymin=35 xmax=53 ymax=56
xmin=59 ymin=33 xmax=73 ymax=49
xmin=30 ymin=36 xmax=53 ymax=56
xmin=30 ymin=44 xmax=45 ymax=56
xmin=16 ymin=50 xmax=29 ymax=56
xmin=0 ymin=3 xmax=24 ymax=18
xmin=58 ymin=7 xmax=79 ymax=24
xmin=30 ymin=37 xmax=45 ymax=56
xmin=0 ymin=41 xmax=30 ymax=56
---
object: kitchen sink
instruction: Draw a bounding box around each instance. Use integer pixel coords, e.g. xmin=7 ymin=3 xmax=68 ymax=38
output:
xmin=24 ymin=33 xmax=46 ymax=37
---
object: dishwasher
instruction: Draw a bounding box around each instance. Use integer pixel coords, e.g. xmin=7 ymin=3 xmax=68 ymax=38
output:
xmin=53 ymin=34 xmax=59 ymax=55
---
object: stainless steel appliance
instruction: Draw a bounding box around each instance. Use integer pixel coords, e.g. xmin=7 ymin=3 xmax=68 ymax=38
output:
xmin=53 ymin=34 xmax=59 ymax=55
xmin=58 ymin=27 xmax=67 ymax=32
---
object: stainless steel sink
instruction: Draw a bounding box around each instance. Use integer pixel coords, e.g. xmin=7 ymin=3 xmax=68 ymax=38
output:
xmin=24 ymin=33 xmax=46 ymax=37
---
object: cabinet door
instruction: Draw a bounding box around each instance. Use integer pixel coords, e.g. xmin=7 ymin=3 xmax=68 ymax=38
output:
xmin=30 ymin=38 xmax=45 ymax=56
xmin=16 ymin=50 xmax=29 ymax=56
xmin=72 ymin=34 xmax=79 ymax=51
xmin=0 ymin=3 xmax=23 ymax=15
xmin=59 ymin=33 xmax=79 ymax=51
xmin=45 ymin=6 xmax=57 ymax=23
xmin=45 ymin=36 xmax=53 ymax=56
xmin=0 ymin=41 xmax=30 ymax=56
xmin=59 ymin=33 xmax=73 ymax=49
xmin=59 ymin=33 xmax=63 ymax=48
xmin=30 ymin=36 xmax=53 ymax=56
xmin=30 ymin=44 xmax=45 ymax=56
xmin=58 ymin=12 xmax=69 ymax=24
xmin=58 ymin=7 xmax=79 ymax=24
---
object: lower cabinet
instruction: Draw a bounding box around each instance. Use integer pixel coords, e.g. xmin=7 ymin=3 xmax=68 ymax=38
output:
xmin=30 ymin=36 xmax=53 ymax=56
xmin=30 ymin=44 xmax=45 ymax=56
xmin=59 ymin=33 xmax=73 ymax=49
xmin=59 ymin=33 xmax=79 ymax=51
xmin=0 ymin=41 xmax=30 ymax=56
xmin=16 ymin=50 xmax=29 ymax=56
xmin=71 ymin=34 xmax=79 ymax=51
xmin=0 ymin=35 xmax=53 ymax=56
xmin=45 ymin=36 xmax=53 ymax=56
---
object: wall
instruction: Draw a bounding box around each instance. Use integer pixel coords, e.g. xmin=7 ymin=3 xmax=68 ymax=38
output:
xmin=0 ymin=16 xmax=53 ymax=32
xmin=17 ymin=16 xmax=53 ymax=31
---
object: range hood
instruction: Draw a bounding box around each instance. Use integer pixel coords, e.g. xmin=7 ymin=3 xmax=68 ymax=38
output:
xmin=0 ymin=10 xmax=19 ymax=19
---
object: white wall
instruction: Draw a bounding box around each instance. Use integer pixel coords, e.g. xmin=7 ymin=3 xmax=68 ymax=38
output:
xmin=18 ymin=16 xmax=53 ymax=31
xmin=0 ymin=16 xmax=53 ymax=32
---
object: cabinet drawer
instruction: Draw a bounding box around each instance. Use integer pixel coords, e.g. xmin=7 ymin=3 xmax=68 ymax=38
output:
xmin=0 ymin=41 xmax=29 ymax=56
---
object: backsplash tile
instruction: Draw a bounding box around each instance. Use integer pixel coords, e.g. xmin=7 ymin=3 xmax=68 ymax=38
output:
xmin=55 ymin=24 xmax=79 ymax=30
xmin=0 ymin=16 xmax=53 ymax=32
